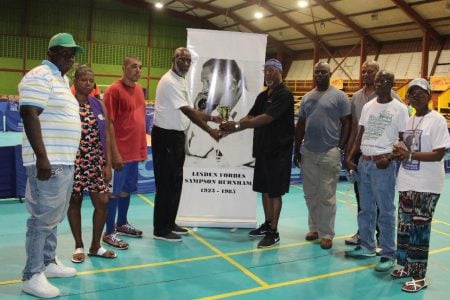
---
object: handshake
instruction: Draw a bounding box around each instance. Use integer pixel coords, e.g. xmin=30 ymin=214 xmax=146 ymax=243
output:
xmin=206 ymin=106 xmax=242 ymax=141
xmin=206 ymin=116 xmax=241 ymax=142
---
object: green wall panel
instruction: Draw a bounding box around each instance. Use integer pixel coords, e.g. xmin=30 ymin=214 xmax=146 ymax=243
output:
xmin=27 ymin=0 xmax=89 ymax=40
xmin=0 ymin=58 xmax=22 ymax=69
xmin=0 ymin=1 xmax=24 ymax=35
xmin=149 ymin=67 xmax=169 ymax=78
xmin=25 ymin=59 xmax=43 ymax=70
xmin=92 ymin=64 xmax=122 ymax=75
xmin=0 ymin=0 xmax=204 ymax=96
xmin=150 ymin=48 xmax=172 ymax=69
xmin=149 ymin=79 xmax=160 ymax=100
xmin=92 ymin=43 xmax=148 ymax=66
xmin=0 ymin=36 xmax=23 ymax=58
xmin=0 ymin=72 xmax=23 ymax=95
xmin=93 ymin=9 xmax=148 ymax=46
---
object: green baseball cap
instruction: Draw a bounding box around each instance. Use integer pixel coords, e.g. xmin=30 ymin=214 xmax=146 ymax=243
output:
xmin=48 ymin=33 xmax=84 ymax=54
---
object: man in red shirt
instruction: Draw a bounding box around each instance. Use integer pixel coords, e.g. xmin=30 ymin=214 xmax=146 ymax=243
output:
xmin=102 ymin=56 xmax=148 ymax=249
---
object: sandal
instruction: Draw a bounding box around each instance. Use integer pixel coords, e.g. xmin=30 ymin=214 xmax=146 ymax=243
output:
xmin=88 ymin=246 xmax=117 ymax=259
xmin=391 ymin=268 xmax=409 ymax=278
xmin=401 ymin=278 xmax=428 ymax=293
xmin=71 ymin=248 xmax=85 ymax=263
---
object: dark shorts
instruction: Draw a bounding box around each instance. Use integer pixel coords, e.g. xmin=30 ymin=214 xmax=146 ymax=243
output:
xmin=253 ymin=153 xmax=292 ymax=198
xmin=111 ymin=161 xmax=139 ymax=197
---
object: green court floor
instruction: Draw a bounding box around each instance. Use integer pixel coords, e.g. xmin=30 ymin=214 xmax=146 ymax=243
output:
xmin=1 ymin=177 xmax=449 ymax=299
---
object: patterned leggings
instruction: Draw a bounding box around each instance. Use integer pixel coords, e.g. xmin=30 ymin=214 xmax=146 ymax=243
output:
xmin=396 ymin=191 xmax=440 ymax=279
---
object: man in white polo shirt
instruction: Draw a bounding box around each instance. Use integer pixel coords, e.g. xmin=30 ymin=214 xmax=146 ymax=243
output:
xmin=151 ymin=47 xmax=221 ymax=242
xmin=19 ymin=33 xmax=83 ymax=298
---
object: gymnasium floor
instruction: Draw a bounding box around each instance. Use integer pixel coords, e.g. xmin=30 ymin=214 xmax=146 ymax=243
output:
xmin=0 ymin=177 xmax=449 ymax=299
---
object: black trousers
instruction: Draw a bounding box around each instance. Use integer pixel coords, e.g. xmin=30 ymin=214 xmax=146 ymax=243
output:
xmin=151 ymin=125 xmax=186 ymax=236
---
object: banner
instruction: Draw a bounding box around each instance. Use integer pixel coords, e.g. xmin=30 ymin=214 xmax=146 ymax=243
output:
xmin=177 ymin=29 xmax=267 ymax=228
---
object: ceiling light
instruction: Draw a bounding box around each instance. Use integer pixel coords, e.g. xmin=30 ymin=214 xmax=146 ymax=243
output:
xmin=297 ymin=0 xmax=309 ymax=8
xmin=155 ymin=2 xmax=164 ymax=9
xmin=254 ymin=11 xmax=263 ymax=19
xmin=320 ymin=22 xmax=325 ymax=29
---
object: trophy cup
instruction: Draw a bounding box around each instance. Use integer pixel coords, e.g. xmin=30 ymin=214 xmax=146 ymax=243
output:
xmin=215 ymin=106 xmax=231 ymax=161
xmin=217 ymin=106 xmax=231 ymax=123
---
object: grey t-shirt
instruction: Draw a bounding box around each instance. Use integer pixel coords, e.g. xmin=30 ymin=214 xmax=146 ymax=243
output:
xmin=351 ymin=87 xmax=402 ymax=122
xmin=299 ymin=86 xmax=351 ymax=152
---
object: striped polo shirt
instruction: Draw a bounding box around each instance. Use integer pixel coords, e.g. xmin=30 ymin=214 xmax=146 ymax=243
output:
xmin=19 ymin=60 xmax=81 ymax=166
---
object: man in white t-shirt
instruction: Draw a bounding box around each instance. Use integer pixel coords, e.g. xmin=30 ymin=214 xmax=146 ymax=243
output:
xmin=151 ymin=47 xmax=221 ymax=242
xmin=345 ymin=70 xmax=409 ymax=273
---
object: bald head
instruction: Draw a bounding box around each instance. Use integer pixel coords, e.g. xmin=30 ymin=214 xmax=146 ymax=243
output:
xmin=361 ymin=60 xmax=379 ymax=87
xmin=313 ymin=61 xmax=331 ymax=91
xmin=172 ymin=47 xmax=191 ymax=77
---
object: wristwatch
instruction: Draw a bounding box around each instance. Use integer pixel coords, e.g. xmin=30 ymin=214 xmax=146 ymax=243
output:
xmin=235 ymin=122 xmax=241 ymax=131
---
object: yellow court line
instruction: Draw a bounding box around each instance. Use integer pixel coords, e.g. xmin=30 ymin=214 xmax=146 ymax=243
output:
xmin=433 ymin=219 xmax=450 ymax=227
xmin=137 ymin=194 xmax=154 ymax=206
xmin=0 ymin=279 xmax=21 ymax=285
xmin=197 ymin=264 xmax=376 ymax=300
xmin=137 ymin=193 xmax=268 ymax=286
xmin=0 ymin=254 xmax=220 ymax=285
xmin=189 ymin=230 xmax=269 ymax=287
xmin=431 ymin=228 xmax=450 ymax=237
xmin=430 ymin=246 xmax=450 ymax=255
xmin=225 ymin=234 xmax=349 ymax=257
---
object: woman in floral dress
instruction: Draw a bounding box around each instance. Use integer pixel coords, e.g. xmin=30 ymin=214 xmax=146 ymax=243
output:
xmin=67 ymin=66 xmax=116 ymax=262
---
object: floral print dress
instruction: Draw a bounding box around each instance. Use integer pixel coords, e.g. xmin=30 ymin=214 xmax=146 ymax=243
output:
xmin=73 ymin=102 xmax=111 ymax=194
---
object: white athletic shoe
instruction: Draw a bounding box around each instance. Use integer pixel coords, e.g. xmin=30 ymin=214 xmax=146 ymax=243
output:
xmin=44 ymin=257 xmax=77 ymax=278
xmin=23 ymin=272 xmax=60 ymax=298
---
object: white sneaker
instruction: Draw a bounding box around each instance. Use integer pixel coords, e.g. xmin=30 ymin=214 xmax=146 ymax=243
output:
xmin=44 ymin=257 xmax=77 ymax=278
xmin=23 ymin=273 xmax=60 ymax=298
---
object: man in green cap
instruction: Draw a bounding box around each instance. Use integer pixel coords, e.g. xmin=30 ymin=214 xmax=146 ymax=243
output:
xmin=19 ymin=32 xmax=83 ymax=298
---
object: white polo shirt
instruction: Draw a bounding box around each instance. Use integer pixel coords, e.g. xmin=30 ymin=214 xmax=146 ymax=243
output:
xmin=153 ymin=70 xmax=193 ymax=131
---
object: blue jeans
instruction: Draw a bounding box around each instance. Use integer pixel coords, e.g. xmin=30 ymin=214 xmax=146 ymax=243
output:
xmin=23 ymin=165 xmax=74 ymax=280
xmin=357 ymin=158 xmax=396 ymax=258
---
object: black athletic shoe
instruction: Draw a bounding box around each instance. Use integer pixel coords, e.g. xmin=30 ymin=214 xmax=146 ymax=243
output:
xmin=153 ymin=232 xmax=182 ymax=242
xmin=257 ymin=230 xmax=280 ymax=248
xmin=248 ymin=221 xmax=271 ymax=237
xmin=172 ymin=224 xmax=188 ymax=235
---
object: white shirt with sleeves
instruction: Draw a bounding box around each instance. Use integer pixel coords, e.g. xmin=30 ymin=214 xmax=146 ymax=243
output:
xmin=19 ymin=60 xmax=81 ymax=166
xmin=153 ymin=70 xmax=193 ymax=131
xmin=359 ymin=98 xmax=408 ymax=156
xmin=397 ymin=110 xmax=450 ymax=193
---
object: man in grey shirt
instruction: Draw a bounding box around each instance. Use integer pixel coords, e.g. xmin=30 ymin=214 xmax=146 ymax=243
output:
xmin=294 ymin=62 xmax=351 ymax=250
xmin=345 ymin=60 xmax=402 ymax=247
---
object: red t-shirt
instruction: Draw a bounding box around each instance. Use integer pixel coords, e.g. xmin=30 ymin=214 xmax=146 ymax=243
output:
xmin=103 ymin=80 xmax=148 ymax=162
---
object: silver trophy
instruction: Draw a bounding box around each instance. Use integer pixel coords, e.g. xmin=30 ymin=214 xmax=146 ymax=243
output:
xmin=215 ymin=106 xmax=231 ymax=161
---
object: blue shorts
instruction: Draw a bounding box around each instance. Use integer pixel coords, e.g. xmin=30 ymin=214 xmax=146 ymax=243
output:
xmin=111 ymin=162 xmax=139 ymax=197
